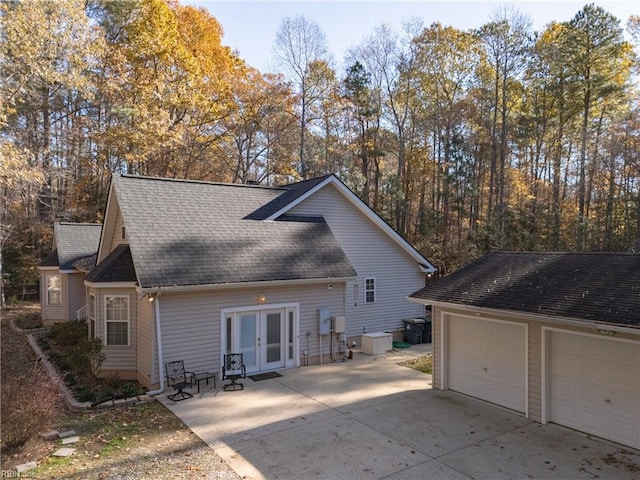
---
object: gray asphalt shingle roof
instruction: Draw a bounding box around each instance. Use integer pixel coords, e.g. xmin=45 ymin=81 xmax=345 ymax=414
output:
xmin=409 ymin=251 xmax=640 ymax=327
xmin=40 ymin=223 xmax=101 ymax=270
xmin=40 ymin=250 xmax=59 ymax=267
xmin=86 ymin=245 xmax=136 ymax=283
xmin=112 ymin=175 xmax=356 ymax=289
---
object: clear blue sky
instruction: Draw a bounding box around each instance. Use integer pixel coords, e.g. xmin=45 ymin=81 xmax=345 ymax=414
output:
xmin=187 ymin=1 xmax=639 ymax=72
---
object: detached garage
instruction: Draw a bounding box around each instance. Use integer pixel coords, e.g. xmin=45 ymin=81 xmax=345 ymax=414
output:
xmin=409 ymin=252 xmax=640 ymax=451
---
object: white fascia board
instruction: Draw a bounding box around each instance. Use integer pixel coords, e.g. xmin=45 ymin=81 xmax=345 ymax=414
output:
xmin=84 ymin=281 xmax=138 ymax=289
xmin=267 ymin=175 xmax=436 ymax=273
xmin=139 ymin=276 xmax=356 ymax=295
xmin=406 ymin=298 xmax=640 ymax=335
xmin=265 ymin=176 xmax=334 ymax=220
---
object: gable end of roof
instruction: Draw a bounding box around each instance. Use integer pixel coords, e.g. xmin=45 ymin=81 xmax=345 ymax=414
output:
xmin=264 ymin=175 xmax=436 ymax=272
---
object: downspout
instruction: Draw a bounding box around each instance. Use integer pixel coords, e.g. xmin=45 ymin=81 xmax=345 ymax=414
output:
xmin=146 ymin=294 xmax=165 ymax=395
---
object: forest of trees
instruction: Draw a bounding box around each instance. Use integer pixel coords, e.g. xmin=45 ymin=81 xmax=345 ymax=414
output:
xmin=1 ymin=0 xmax=639 ymax=299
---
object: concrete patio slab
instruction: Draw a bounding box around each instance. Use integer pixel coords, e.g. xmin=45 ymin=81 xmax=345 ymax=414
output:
xmin=161 ymin=345 xmax=640 ymax=479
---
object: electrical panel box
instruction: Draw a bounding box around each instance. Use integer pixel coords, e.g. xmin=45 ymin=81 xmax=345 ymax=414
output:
xmin=332 ymin=316 xmax=346 ymax=334
xmin=318 ymin=307 xmax=331 ymax=335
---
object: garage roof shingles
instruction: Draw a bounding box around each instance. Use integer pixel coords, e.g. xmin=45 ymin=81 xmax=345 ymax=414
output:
xmin=111 ymin=175 xmax=356 ymax=289
xmin=409 ymin=252 xmax=640 ymax=327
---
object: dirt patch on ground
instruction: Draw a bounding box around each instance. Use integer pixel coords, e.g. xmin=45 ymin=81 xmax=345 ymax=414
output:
xmin=1 ymin=303 xmax=240 ymax=479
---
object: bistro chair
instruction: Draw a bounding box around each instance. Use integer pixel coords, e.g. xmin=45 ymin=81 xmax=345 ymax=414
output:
xmin=165 ymin=360 xmax=195 ymax=401
xmin=222 ymin=353 xmax=246 ymax=391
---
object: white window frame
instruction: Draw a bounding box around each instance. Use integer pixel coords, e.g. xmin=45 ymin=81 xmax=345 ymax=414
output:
xmin=104 ymin=295 xmax=130 ymax=346
xmin=364 ymin=277 xmax=376 ymax=304
xmin=45 ymin=273 xmax=62 ymax=306
xmin=88 ymin=293 xmax=97 ymax=339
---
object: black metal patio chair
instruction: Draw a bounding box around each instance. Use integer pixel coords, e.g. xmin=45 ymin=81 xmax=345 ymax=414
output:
xmin=222 ymin=353 xmax=246 ymax=391
xmin=165 ymin=360 xmax=195 ymax=401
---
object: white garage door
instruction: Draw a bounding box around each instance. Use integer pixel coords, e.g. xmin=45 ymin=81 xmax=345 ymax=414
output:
xmin=448 ymin=315 xmax=527 ymax=413
xmin=547 ymin=330 xmax=640 ymax=449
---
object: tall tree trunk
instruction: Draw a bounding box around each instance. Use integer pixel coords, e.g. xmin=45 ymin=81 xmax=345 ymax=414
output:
xmin=299 ymin=86 xmax=307 ymax=179
xmin=38 ymin=86 xmax=52 ymax=223
xmin=577 ymin=86 xmax=591 ymax=250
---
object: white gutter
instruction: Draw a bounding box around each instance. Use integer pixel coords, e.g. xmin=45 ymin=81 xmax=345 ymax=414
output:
xmin=146 ymin=294 xmax=165 ymax=396
xmin=406 ymin=297 xmax=640 ymax=335
xmin=139 ymin=276 xmax=356 ymax=295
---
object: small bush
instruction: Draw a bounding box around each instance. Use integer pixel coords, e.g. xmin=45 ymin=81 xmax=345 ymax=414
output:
xmin=63 ymin=372 xmax=77 ymax=386
xmin=121 ymin=382 xmax=144 ymax=399
xmin=43 ymin=321 xmax=105 ymax=378
xmin=1 ymin=368 xmax=60 ymax=451
xmin=74 ymin=385 xmax=97 ymax=403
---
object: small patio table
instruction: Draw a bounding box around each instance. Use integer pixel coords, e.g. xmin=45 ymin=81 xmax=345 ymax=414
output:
xmin=193 ymin=372 xmax=216 ymax=393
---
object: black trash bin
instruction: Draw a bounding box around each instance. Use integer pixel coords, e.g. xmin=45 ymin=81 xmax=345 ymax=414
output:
xmin=422 ymin=318 xmax=432 ymax=343
xmin=402 ymin=318 xmax=425 ymax=345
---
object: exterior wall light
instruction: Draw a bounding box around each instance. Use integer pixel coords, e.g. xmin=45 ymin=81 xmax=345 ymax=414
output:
xmin=595 ymin=327 xmax=615 ymax=336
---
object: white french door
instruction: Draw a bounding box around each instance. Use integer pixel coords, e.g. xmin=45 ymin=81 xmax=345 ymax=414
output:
xmin=238 ymin=311 xmax=259 ymax=371
xmin=262 ymin=310 xmax=285 ymax=371
xmin=223 ymin=305 xmax=298 ymax=373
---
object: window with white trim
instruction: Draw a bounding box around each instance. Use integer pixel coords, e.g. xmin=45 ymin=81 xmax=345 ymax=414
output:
xmin=105 ymin=295 xmax=129 ymax=346
xmin=88 ymin=294 xmax=96 ymax=339
xmin=46 ymin=274 xmax=61 ymax=305
xmin=364 ymin=278 xmax=376 ymax=304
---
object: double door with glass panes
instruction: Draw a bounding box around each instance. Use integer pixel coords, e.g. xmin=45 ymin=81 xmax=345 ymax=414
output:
xmin=224 ymin=307 xmax=297 ymax=373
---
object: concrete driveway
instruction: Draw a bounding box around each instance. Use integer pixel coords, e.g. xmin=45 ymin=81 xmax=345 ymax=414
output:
xmin=161 ymin=346 xmax=640 ymax=479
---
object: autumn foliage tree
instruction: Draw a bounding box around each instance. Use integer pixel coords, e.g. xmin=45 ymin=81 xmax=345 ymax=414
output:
xmin=1 ymin=0 xmax=639 ymax=296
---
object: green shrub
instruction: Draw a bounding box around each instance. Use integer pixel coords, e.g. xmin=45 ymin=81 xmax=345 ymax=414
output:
xmin=45 ymin=321 xmax=105 ymax=378
xmin=121 ymin=382 xmax=144 ymax=399
xmin=63 ymin=372 xmax=77 ymax=386
xmin=74 ymin=385 xmax=97 ymax=403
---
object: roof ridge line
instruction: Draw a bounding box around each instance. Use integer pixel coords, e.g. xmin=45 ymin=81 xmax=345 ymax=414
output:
xmin=118 ymin=174 xmax=286 ymax=190
xmin=56 ymin=222 xmax=102 ymax=226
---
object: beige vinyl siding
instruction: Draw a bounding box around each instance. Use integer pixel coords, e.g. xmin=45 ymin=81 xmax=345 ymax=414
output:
xmin=153 ymin=282 xmax=345 ymax=385
xmin=528 ymin=322 xmax=543 ymax=422
xmin=99 ymin=194 xmax=124 ymax=263
xmin=136 ymin=298 xmax=155 ymax=388
xmin=40 ymin=270 xmax=65 ymax=323
xmin=289 ymin=183 xmax=425 ymax=337
xmin=94 ymin=287 xmax=137 ymax=373
xmin=109 ymin=208 xmax=126 ymax=251
xmin=66 ymin=272 xmax=87 ymax=320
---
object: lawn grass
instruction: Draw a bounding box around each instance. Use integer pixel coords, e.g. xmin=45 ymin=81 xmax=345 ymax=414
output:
xmin=399 ymin=354 xmax=433 ymax=374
